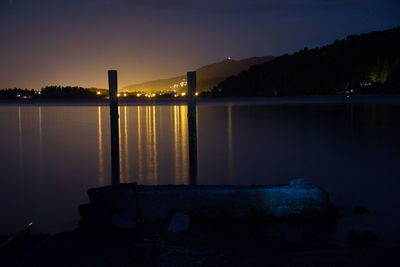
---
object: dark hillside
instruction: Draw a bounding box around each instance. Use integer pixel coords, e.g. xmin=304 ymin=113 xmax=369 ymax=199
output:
xmin=213 ymin=27 xmax=400 ymax=97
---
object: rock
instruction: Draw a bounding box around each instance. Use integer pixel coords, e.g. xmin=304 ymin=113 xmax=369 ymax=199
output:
xmin=347 ymin=230 xmax=378 ymax=247
xmin=354 ymin=205 xmax=369 ymax=216
xmin=163 ymin=209 xmax=190 ymax=233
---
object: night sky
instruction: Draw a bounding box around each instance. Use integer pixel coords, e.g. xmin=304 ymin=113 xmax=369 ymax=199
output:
xmin=1 ymin=0 xmax=399 ymax=90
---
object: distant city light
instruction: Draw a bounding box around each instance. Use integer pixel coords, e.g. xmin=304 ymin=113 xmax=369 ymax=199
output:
xmin=123 ymin=93 xmax=127 ymax=97
xmin=195 ymin=92 xmax=199 ymax=96
xmin=181 ymin=92 xmax=186 ymax=96
xmin=96 ymin=91 xmax=101 ymax=95
xmin=137 ymin=93 xmax=141 ymax=97
xmin=117 ymin=93 xmax=120 ymax=97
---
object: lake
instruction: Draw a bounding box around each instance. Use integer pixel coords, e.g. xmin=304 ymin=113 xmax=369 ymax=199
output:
xmin=0 ymin=96 xmax=399 ymax=246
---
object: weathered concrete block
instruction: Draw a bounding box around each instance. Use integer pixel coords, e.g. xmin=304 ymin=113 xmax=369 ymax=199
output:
xmin=81 ymin=180 xmax=334 ymax=226
xmin=134 ymin=180 xmax=332 ymax=222
xmin=87 ymin=183 xmax=137 ymax=220
xmin=163 ymin=209 xmax=190 ymax=233
xmin=80 ymin=184 xmax=138 ymax=230
xmin=105 ymin=212 xmax=136 ymax=230
xmin=289 ymin=178 xmax=306 ymax=186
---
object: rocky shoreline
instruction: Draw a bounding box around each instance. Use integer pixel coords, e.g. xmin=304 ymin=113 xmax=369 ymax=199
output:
xmin=1 ymin=181 xmax=398 ymax=266
xmin=1 ymin=221 xmax=399 ymax=266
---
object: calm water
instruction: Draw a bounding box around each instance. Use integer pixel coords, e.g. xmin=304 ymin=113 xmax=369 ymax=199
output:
xmin=0 ymin=97 xmax=400 ymax=246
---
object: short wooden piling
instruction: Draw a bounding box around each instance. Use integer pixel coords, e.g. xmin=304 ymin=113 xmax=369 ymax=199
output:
xmin=187 ymin=72 xmax=198 ymax=185
xmin=108 ymin=70 xmax=120 ymax=185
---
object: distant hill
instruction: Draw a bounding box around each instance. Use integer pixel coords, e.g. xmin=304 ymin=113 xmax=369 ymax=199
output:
xmin=121 ymin=56 xmax=275 ymax=92
xmin=213 ymin=27 xmax=400 ymax=97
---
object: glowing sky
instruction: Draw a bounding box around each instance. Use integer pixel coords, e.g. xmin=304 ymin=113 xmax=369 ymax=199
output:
xmin=1 ymin=0 xmax=399 ymax=90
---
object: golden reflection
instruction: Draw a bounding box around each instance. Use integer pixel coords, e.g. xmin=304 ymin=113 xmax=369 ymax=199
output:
xmin=145 ymin=106 xmax=150 ymax=181
xmin=228 ymin=105 xmax=233 ymax=183
xmin=144 ymin=106 xmax=158 ymax=184
xmin=136 ymin=105 xmax=190 ymax=185
xmin=124 ymin=106 xmax=129 ymax=182
xmin=172 ymin=105 xmax=189 ymax=184
xmin=152 ymin=106 xmax=158 ymax=183
xmin=137 ymin=106 xmax=143 ymax=184
xmin=180 ymin=105 xmax=188 ymax=184
xmin=118 ymin=106 xmax=122 ymax=183
xmin=173 ymin=106 xmax=180 ymax=183
xmin=98 ymin=106 xmax=104 ymax=186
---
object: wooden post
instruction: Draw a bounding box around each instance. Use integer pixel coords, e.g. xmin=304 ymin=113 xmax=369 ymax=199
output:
xmin=187 ymin=72 xmax=198 ymax=185
xmin=108 ymin=70 xmax=120 ymax=185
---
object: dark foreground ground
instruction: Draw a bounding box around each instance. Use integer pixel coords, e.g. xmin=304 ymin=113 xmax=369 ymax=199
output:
xmin=1 ymin=219 xmax=399 ymax=267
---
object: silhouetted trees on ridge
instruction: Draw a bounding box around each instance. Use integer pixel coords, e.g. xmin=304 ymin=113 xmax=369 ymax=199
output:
xmin=40 ymin=86 xmax=97 ymax=98
xmin=0 ymin=86 xmax=100 ymax=99
xmin=0 ymin=88 xmax=37 ymax=99
xmin=213 ymin=26 xmax=400 ymax=97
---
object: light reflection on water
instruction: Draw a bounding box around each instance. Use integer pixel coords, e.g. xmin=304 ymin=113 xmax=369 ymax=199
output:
xmin=97 ymin=106 xmax=104 ymax=186
xmin=1 ymin=98 xmax=400 ymax=246
xmin=94 ymin=104 xmax=191 ymax=186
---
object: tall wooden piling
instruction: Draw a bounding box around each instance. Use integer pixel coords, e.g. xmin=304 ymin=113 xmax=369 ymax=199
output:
xmin=187 ymin=72 xmax=198 ymax=185
xmin=108 ymin=70 xmax=120 ymax=185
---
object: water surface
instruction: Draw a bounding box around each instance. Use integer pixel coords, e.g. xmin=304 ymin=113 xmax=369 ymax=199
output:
xmin=0 ymin=97 xmax=399 ymax=246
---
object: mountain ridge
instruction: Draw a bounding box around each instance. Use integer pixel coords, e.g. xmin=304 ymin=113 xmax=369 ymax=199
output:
xmin=121 ymin=56 xmax=274 ymax=92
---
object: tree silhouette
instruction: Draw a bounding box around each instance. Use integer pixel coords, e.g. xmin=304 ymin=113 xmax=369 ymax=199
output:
xmin=213 ymin=27 xmax=400 ymax=97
